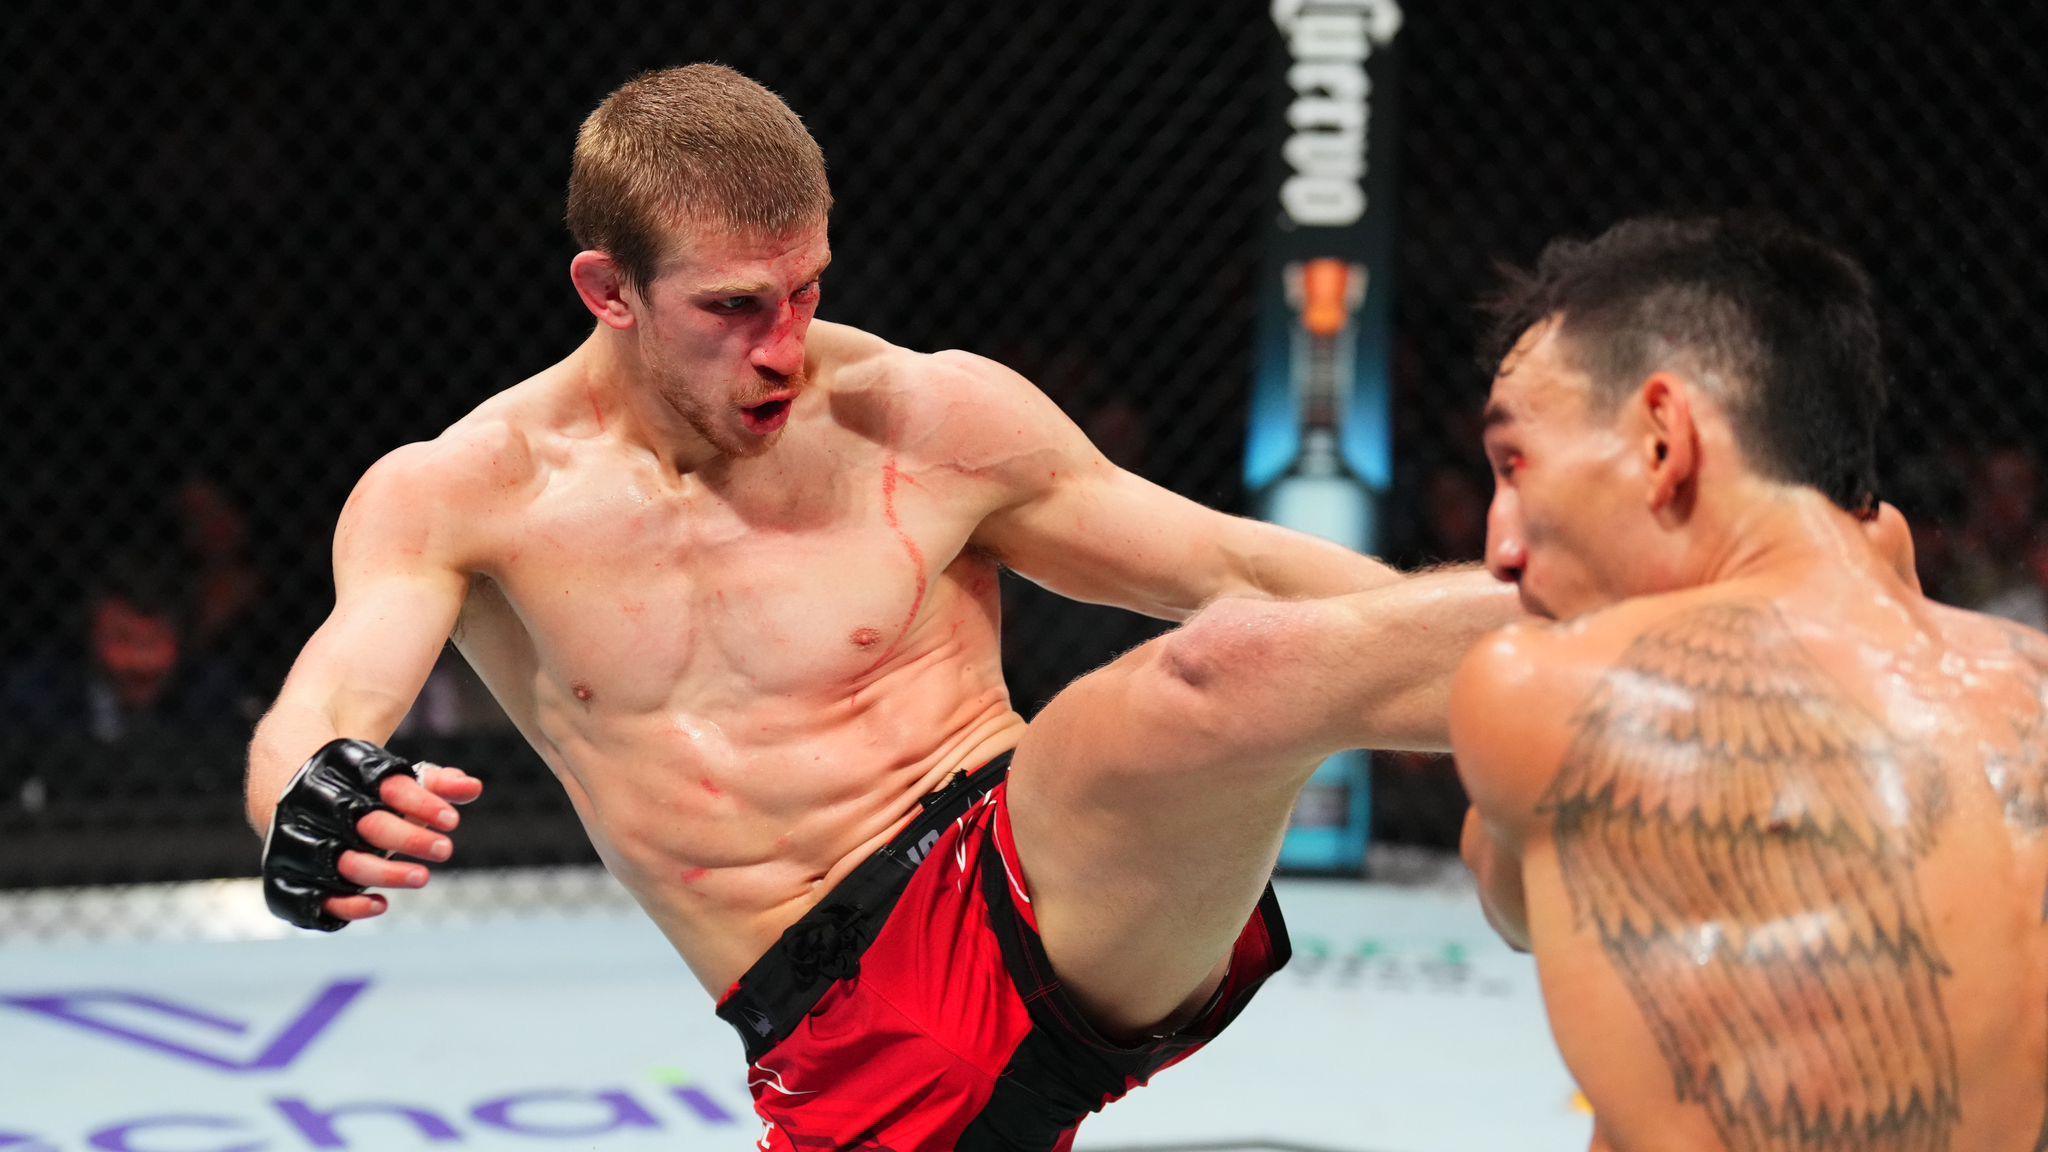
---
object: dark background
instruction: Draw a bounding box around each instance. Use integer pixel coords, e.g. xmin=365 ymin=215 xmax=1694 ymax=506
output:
xmin=4 ymin=0 xmax=2044 ymax=887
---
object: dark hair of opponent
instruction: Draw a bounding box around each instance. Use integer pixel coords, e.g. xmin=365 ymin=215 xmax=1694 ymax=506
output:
xmin=1483 ymin=214 xmax=1885 ymax=514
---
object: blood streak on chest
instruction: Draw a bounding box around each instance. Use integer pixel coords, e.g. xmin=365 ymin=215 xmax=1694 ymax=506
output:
xmin=855 ymin=458 xmax=930 ymax=675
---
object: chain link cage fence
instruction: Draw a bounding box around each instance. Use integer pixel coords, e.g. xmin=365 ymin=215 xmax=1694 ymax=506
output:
xmin=3 ymin=0 xmax=2043 ymax=897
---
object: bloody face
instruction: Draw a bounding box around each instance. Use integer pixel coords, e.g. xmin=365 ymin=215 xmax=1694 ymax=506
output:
xmin=630 ymin=221 xmax=831 ymax=459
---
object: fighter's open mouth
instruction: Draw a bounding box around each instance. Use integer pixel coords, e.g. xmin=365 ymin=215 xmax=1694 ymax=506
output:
xmin=741 ymin=398 xmax=793 ymax=435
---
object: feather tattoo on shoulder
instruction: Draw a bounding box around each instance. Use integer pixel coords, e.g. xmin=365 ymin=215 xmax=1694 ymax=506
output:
xmin=1541 ymin=602 xmax=1959 ymax=1152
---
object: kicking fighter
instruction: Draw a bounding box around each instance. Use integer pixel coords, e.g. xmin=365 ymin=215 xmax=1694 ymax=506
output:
xmin=247 ymin=64 xmax=1517 ymax=1150
xmin=1452 ymin=215 xmax=2048 ymax=1152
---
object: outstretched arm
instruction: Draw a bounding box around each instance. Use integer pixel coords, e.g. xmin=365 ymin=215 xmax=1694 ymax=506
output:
xmin=246 ymin=443 xmax=485 ymax=923
xmin=952 ymin=351 xmax=1403 ymax=618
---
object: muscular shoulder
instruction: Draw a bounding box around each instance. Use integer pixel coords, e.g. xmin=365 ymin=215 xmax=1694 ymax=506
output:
xmin=1451 ymin=591 xmax=1761 ymax=826
xmin=1451 ymin=619 xmax=1594 ymax=824
xmin=1452 ymin=600 xmax=1667 ymax=731
xmin=800 ymin=319 xmax=899 ymax=397
xmin=817 ymin=323 xmax=1058 ymax=433
xmin=354 ymin=415 xmax=533 ymax=510
xmin=815 ymin=322 xmax=1087 ymax=490
xmin=338 ymin=416 xmax=534 ymax=572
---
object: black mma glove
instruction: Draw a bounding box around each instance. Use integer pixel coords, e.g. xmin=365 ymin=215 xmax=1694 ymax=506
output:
xmin=261 ymin=738 xmax=422 ymax=931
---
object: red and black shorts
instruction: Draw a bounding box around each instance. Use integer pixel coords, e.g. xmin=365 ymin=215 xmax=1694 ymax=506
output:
xmin=715 ymin=753 xmax=1291 ymax=1151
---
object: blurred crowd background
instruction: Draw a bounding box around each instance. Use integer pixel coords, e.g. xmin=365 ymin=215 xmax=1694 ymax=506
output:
xmin=4 ymin=0 xmax=2044 ymax=888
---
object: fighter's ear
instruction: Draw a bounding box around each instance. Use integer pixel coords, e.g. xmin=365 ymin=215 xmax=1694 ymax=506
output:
xmin=1638 ymin=373 xmax=1698 ymax=516
xmin=570 ymin=250 xmax=638 ymax=330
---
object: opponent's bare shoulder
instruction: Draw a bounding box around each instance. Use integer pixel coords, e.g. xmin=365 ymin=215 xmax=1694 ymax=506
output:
xmin=1924 ymin=596 xmax=2048 ymax=673
xmin=1453 ymin=615 xmax=1592 ymax=825
xmin=1451 ymin=589 xmax=1741 ymax=825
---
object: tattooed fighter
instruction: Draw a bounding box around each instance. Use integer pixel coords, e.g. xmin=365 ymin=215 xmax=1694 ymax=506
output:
xmin=1451 ymin=214 xmax=2048 ymax=1152
xmin=245 ymin=64 xmax=1518 ymax=1150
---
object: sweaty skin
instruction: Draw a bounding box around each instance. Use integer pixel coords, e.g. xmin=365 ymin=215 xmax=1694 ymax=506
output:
xmin=1460 ymin=562 xmax=2048 ymax=1152
xmin=438 ymin=326 xmax=1032 ymax=989
xmin=247 ymin=313 xmax=1414 ymax=996
xmin=1454 ymin=323 xmax=2048 ymax=1151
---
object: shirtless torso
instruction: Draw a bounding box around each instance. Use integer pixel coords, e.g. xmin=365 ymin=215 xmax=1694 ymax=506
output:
xmin=1456 ymin=525 xmax=2048 ymax=1151
xmin=1450 ymin=247 xmax=2048 ymax=1150
xmin=438 ymin=322 xmax=1030 ymax=989
xmin=247 ymin=311 xmax=1415 ymax=997
xmin=249 ymin=68 xmax=1531 ymax=1148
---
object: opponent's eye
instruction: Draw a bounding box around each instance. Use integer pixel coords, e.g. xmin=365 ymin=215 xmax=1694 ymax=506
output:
xmin=793 ymin=280 xmax=820 ymax=302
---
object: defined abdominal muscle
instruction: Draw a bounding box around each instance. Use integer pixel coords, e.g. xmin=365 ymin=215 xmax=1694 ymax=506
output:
xmin=523 ymin=682 xmax=1024 ymax=993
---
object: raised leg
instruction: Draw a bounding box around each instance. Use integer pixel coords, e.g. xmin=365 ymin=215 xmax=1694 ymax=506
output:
xmin=1007 ymin=572 xmax=1507 ymax=1034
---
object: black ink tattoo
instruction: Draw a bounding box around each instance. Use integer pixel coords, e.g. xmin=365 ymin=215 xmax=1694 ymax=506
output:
xmin=1542 ymin=602 xmax=1959 ymax=1152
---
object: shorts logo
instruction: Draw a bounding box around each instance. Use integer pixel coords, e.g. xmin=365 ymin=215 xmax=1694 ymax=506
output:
xmin=748 ymin=1061 xmax=816 ymax=1097
xmin=741 ymin=1008 xmax=775 ymax=1037
xmin=904 ymin=829 xmax=942 ymax=866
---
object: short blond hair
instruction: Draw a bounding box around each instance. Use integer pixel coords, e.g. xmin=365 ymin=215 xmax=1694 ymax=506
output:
xmin=567 ymin=64 xmax=832 ymax=290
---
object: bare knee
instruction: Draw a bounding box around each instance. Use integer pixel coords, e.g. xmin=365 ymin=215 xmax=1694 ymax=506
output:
xmin=1156 ymin=596 xmax=1293 ymax=694
xmin=1024 ymin=596 xmax=1333 ymax=805
xmin=1145 ymin=598 xmax=1332 ymax=772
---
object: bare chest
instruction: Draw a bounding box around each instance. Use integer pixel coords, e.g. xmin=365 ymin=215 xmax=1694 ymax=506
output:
xmin=461 ymin=459 xmax=991 ymax=716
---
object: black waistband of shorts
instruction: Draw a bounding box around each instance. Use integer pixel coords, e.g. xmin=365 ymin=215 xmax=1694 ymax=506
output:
xmin=716 ymin=751 xmax=1012 ymax=1064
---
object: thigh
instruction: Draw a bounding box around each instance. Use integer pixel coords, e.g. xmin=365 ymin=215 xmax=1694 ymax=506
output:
xmin=1005 ymin=629 xmax=1326 ymax=1038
